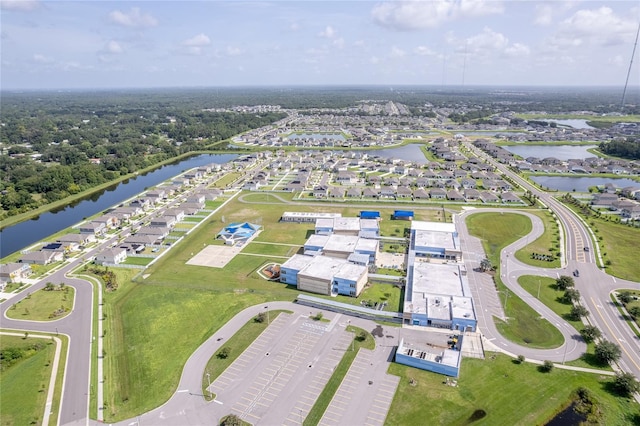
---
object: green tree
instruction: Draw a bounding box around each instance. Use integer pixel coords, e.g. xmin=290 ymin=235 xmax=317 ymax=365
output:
xmin=217 ymin=347 xmax=230 ymax=359
xmin=613 ymin=372 xmax=640 ymax=396
xmin=594 ymin=340 xmax=621 ymax=365
xmin=220 ymin=414 xmax=242 ymax=426
xmin=556 ymin=275 xmax=575 ymax=291
xmin=580 ymin=325 xmax=601 ymax=343
xmin=540 ymin=360 xmax=554 ymax=372
xmin=618 ymin=291 xmax=632 ymax=305
xmin=628 ymin=306 xmax=640 ymax=319
xmin=563 ymin=288 xmax=581 ymax=303
xmin=254 ymin=312 xmax=266 ymax=323
xmin=569 ymin=305 xmax=590 ymax=321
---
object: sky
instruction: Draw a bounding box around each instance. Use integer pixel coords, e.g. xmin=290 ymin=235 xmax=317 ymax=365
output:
xmin=1 ymin=0 xmax=639 ymax=90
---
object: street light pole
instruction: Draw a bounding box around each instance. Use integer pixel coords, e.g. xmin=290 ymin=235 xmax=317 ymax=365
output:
xmin=537 ymin=280 xmax=541 ymax=299
xmin=265 ymin=306 xmax=269 ymax=325
xmin=504 ymin=288 xmax=509 ymax=314
xmin=206 ymin=372 xmax=211 ymax=398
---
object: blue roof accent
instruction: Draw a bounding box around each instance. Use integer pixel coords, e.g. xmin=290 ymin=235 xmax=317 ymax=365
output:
xmin=394 ymin=210 xmax=414 ymax=217
xmin=360 ymin=211 xmax=381 ymax=218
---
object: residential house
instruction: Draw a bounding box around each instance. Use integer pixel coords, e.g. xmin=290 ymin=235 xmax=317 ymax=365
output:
xmin=0 ymin=263 xmax=32 ymax=283
xmin=501 ymin=192 xmax=522 ymax=203
xmin=20 ymin=250 xmax=63 ymax=265
xmin=95 ymin=247 xmax=127 ymax=265
xmin=429 ymin=188 xmax=447 ymax=199
xmin=479 ymin=191 xmax=500 ymax=203
xmin=447 ymin=190 xmax=465 ymax=202
xmin=79 ymin=221 xmax=106 ymax=236
xmin=463 ymin=189 xmax=480 ymax=201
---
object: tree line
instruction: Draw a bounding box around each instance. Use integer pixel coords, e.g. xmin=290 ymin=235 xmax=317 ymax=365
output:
xmin=0 ymin=93 xmax=285 ymax=219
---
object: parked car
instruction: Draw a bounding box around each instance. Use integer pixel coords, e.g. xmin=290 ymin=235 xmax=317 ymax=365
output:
xmin=573 ymin=269 xmax=580 ymax=277
xmin=584 ymin=246 xmax=589 ymax=252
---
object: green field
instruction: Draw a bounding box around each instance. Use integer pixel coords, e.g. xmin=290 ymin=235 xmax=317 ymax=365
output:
xmin=514 ymin=210 xmax=561 ymax=268
xmin=6 ymin=285 xmax=74 ymax=321
xmin=0 ymin=335 xmax=56 ymax=426
xmin=466 ymin=212 xmax=564 ymax=348
xmin=385 ymin=353 xmax=639 ymax=426
xmin=518 ymin=275 xmax=607 ymax=370
xmin=559 ymin=197 xmax=640 ymax=280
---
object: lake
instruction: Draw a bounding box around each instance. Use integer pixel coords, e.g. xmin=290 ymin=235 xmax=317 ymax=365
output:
xmin=503 ymin=145 xmax=598 ymax=161
xmin=545 ymin=119 xmax=595 ymax=129
xmin=0 ymin=153 xmax=237 ymax=258
xmin=356 ymin=144 xmax=428 ymax=164
xmin=530 ymin=176 xmax=639 ymax=192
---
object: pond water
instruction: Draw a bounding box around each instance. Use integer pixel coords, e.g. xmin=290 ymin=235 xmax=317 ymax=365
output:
xmin=0 ymin=153 xmax=237 ymax=257
xmin=287 ymin=132 xmax=346 ymax=141
xmin=356 ymin=144 xmax=428 ymax=164
xmin=545 ymin=402 xmax=586 ymax=426
xmin=544 ymin=119 xmax=595 ymax=129
xmin=503 ymin=145 xmax=598 ymax=161
xmin=530 ymin=176 xmax=639 ymax=192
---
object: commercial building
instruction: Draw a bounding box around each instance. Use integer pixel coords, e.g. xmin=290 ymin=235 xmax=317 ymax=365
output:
xmin=403 ymin=221 xmax=476 ymax=332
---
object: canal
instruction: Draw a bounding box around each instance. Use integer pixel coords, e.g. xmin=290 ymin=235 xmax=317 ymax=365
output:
xmin=0 ymin=154 xmax=238 ymax=258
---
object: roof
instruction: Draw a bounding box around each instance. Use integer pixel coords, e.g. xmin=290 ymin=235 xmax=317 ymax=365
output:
xmin=411 ymin=220 xmax=456 ymax=234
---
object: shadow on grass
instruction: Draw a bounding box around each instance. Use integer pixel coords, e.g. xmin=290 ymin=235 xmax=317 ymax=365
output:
xmin=579 ymin=353 xmax=609 ymax=369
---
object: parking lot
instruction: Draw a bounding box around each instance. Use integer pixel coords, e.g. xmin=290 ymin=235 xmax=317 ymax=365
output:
xmin=208 ymin=311 xmax=400 ymax=425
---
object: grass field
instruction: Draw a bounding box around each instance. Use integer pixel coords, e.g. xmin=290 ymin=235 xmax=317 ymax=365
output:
xmin=202 ymin=310 xmax=292 ymax=399
xmin=517 ymin=275 xmax=608 ymax=370
xmin=304 ymin=326 xmax=375 ymax=426
xmin=385 ymin=353 xmax=639 ymax=426
xmin=559 ymin=198 xmax=640 ymax=281
xmin=514 ymin=209 xmax=561 ymax=268
xmin=6 ymin=286 xmax=74 ymax=321
xmin=514 ymin=113 xmax=640 ymax=123
xmin=0 ymin=335 xmax=56 ymax=426
xmin=466 ymin=212 xmax=564 ymax=348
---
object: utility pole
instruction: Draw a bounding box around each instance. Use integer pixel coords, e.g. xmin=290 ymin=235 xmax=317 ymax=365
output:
xmin=537 ymin=280 xmax=541 ymax=299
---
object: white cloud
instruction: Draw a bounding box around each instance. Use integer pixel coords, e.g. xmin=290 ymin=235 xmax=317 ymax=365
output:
xmin=371 ymin=0 xmax=504 ymax=31
xmin=504 ymin=43 xmax=530 ymax=57
xmin=183 ymin=33 xmax=211 ymax=47
xmin=1 ymin=0 xmax=40 ymax=12
xmin=318 ymin=25 xmax=337 ymax=39
xmin=391 ymin=46 xmax=406 ymax=58
xmin=289 ymin=22 xmax=300 ymax=32
xmin=370 ymin=56 xmax=380 ymax=64
xmin=414 ymin=45 xmax=435 ymax=56
xmin=466 ymin=27 xmax=508 ymax=53
xmin=109 ymin=7 xmax=158 ymax=28
xmin=332 ymin=38 xmax=345 ymax=49
xmin=534 ymin=4 xmax=553 ymax=26
xmin=105 ymin=40 xmax=123 ymax=54
xmin=608 ymin=55 xmax=624 ymax=67
xmin=556 ymin=6 xmax=637 ymax=47
xmin=32 ymin=53 xmax=52 ymax=63
xmin=226 ymin=46 xmax=243 ymax=56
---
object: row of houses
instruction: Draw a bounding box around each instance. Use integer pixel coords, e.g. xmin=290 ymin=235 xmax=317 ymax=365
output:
xmin=310 ymin=185 xmax=523 ymax=204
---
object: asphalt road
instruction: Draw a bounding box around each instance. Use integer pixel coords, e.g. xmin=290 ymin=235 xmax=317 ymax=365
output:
xmin=466 ymin=141 xmax=640 ymax=379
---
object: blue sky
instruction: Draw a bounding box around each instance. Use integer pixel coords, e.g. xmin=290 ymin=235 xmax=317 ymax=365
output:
xmin=1 ymin=0 xmax=639 ymax=89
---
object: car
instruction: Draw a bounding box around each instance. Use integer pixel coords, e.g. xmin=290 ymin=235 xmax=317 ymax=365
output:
xmin=584 ymin=246 xmax=589 ymax=252
xmin=573 ymin=269 xmax=580 ymax=277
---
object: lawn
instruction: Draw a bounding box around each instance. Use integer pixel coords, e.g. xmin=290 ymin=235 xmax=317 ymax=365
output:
xmin=314 ymin=283 xmax=403 ymax=313
xmin=559 ymin=197 xmax=640 ymax=281
xmin=202 ymin=309 xmax=292 ymax=399
xmin=518 ymin=275 xmax=608 ymax=370
xmin=6 ymin=285 xmax=74 ymax=321
xmin=121 ymin=256 xmax=153 ymax=266
xmin=241 ymin=241 xmax=300 ymax=257
xmin=514 ymin=209 xmax=561 ymax=268
xmin=304 ymin=326 xmax=375 ymax=426
xmin=466 ymin=212 xmax=564 ymax=348
xmin=0 ymin=335 xmax=56 ymax=426
xmin=385 ymin=353 xmax=639 ymax=426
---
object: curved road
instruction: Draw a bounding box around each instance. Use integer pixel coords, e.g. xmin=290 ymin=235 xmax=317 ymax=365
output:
xmin=466 ymin=141 xmax=640 ymax=379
